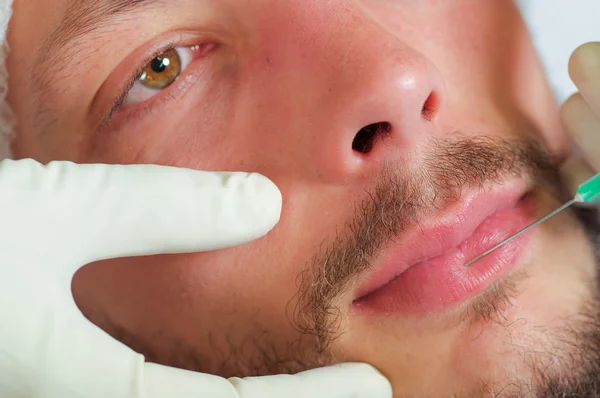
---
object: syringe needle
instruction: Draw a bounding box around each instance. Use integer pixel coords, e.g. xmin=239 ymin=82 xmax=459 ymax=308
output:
xmin=464 ymin=199 xmax=577 ymax=267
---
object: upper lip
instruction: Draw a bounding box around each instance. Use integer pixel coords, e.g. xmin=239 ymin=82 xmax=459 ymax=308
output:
xmin=353 ymin=179 xmax=529 ymax=301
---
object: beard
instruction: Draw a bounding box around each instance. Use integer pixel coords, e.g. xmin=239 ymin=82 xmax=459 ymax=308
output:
xmin=524 ymin=205 xmax=600 ymax=398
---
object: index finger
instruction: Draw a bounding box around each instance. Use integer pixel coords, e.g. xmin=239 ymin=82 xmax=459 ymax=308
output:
xmin=0 ymin=160 xmax=282 ymax=267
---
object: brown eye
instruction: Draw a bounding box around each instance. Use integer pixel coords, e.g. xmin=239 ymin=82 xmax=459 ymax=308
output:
xmin=122 ymin=45 xmax=198 ymax=107
xmin=139 ymin=48 xmax=182 ymax=89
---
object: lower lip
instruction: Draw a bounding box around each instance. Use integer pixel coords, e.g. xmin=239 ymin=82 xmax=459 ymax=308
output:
xmin=353 ymin=196 xmax=535 ymax=314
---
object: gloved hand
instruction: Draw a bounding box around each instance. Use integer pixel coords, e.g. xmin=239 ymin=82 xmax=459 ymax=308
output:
xmin=562 ymin=42 xmax=600 ymax=186
xmin=0 ymin=159 xmax=392 ymax=398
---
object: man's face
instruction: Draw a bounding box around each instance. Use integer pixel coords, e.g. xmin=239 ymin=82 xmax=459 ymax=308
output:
xmin=7 ymin=0 xmax=600 ymax=395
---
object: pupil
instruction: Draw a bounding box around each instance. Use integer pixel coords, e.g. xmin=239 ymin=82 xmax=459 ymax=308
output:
xmin=151 ymin=57 xmax=167 ymax=73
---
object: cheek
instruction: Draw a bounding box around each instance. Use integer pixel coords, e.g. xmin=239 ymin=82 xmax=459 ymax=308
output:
xmin=191 ymin=181 xmax=364 ymax=324
xmin=71 ymin=246 xmax=302 ymax=345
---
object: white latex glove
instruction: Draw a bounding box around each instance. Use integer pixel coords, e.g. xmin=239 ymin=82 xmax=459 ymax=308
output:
xmin=0 ymin=159 xmax=392 ymax=398
xmin=561 ymin=42 xmax=600 ymax=187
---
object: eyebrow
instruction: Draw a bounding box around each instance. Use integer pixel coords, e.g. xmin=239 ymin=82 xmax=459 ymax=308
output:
xmin=47 ymin=0 xmax=162 ymax=53
xmin=31 ymin=0 xmax=164 ymax=129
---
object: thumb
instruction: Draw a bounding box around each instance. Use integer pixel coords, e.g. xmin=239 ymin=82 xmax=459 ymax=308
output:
xmin=0 ymin=159 xmax=282 ymax=267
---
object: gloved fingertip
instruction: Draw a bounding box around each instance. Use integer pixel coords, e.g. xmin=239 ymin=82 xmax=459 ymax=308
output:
xmin=243 ymin=172 xmax=283 ymax=229
xmin=206 ymin=171 xmax=283 ymax=249
xmin=569 ymin=42 xmax=600 ymax=85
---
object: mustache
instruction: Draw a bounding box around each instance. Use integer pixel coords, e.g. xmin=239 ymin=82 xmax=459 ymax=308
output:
xmin=292 ymin=134 xmax=563 ymax=351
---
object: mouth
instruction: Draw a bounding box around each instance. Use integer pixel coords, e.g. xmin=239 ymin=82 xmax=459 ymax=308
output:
xmin=352 ymin=180 xmax=536 ymax=314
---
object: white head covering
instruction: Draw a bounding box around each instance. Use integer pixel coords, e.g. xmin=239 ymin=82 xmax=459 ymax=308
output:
xmin=0 ymin=0 xmax=14 ymax=160
xmin=0 ymin=1 xmax=597 ymax=160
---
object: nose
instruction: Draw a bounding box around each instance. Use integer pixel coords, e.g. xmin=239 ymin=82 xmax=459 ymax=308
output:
xmin=310 ymin=18 xmax=445 ymax=183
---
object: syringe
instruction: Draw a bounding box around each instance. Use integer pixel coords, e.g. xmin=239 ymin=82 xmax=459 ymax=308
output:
xmin=464 ymin=172 xmax=600 ymax=267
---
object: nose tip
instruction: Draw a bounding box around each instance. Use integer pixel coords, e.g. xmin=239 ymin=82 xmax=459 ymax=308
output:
xmin=312 ymin=51 xmax=445 ymax=182
xmin=376 ymin=66 xmax=443 ymax=136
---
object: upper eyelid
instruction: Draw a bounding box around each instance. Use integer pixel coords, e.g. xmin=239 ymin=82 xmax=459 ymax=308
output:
xmin=118 ymin=43 xmax=206 ymax=111
xmin=100 ymin=43 xmax=204 ymax=126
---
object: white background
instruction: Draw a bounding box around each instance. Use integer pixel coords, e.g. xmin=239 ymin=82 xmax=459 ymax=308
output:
xmin=518 ymin=0 xmax=600 ymax=103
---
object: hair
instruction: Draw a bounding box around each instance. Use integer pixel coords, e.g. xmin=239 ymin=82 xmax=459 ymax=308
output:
xmin=0 ymin=0 xmax=15 ymax=160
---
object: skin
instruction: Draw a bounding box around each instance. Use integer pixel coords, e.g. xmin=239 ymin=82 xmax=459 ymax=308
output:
xmin=6 ymin=0 xmax=600 ymax=395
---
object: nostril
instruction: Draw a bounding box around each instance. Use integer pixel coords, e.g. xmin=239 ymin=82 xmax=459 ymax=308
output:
xmin=421 ymin=91 xmax=439 ymax=122
xmin=352 ymin=122 xmax=392 ymax=154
